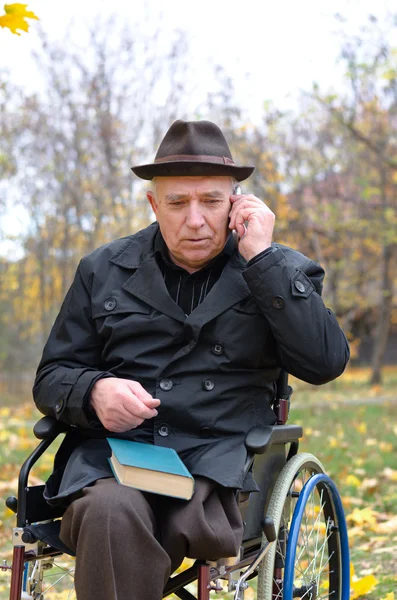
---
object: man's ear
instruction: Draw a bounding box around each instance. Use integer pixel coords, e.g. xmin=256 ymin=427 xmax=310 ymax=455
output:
xmin=147 ymin=191 xmax=158 ymax=216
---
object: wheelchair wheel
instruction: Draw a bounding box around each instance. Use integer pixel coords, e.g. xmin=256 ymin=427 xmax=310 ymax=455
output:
xmin=257 ymin=452 xmax=349 ymax=599
xmin=22 ymin=555 xmax=76 ymax=599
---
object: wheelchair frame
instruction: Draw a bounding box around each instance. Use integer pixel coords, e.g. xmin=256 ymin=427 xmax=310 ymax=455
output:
xmin=5 ymin=374 xmax=350 ymax=599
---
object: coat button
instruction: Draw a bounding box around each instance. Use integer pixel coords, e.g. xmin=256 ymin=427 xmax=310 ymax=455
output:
xmin=159 ymin=379 xmax=173 ymax=391
xmin=203 ymin=379 xmax=215 ymax=391
xmin=294 ymin=281 xmax=306 ymax=293
xmin=55 ymin=399 xmax=64 ymax=413
xmin=158 ymin=424 xmax=170 ymax=437
xmin=200 ymin=426 xmax=212 ymax=438
xmin=272 ymin=296 xmax=284 ymax=309
xmin=104 ymin=297 xmax=117 ymax=311
xmin=212 ymin=343 xmax=224 ymax=355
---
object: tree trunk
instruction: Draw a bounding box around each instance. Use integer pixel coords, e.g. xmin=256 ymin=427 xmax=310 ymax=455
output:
xmin=370 ymin=163 xmax=396 ymax=385
xmin=370 ymin=246 xmax=394 ymax=385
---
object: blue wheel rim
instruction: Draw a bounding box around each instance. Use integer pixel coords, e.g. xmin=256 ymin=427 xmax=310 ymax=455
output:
xmin=283 ymin=473 xmax=350 ymax=599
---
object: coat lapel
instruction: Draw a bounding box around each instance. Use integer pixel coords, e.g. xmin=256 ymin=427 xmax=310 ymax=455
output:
xmin=122 ymin=255 xmax=186 ymax=322
xmin=109 ymin=223 xmax=185 ymax=322
xmin=184 ymin=253 xmax=251 ymax=333
xmin=109 ymin=222 xmax=251 ymax=328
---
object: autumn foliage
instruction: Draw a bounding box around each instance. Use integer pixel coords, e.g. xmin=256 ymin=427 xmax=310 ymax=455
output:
xmin=0 ymin=14 xmax=396 ymax=595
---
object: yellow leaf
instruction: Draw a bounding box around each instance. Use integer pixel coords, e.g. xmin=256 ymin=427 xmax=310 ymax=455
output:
xmin=0 ymin=3 xmax=39 ymax=35
xmin=351 ymin=575 xmax=378 ymax=599
xmin=383 ymin=467 xmax=397 ymax=481
xmin=355 ymin=422 xmax=367 ymax=434
xmin=350 ymin=563 xmax=378 ymax=599
xmin=379 ymin=441 xmax=393 ymax=452
xmin=328 ymin=436 xmax=340 ymax=448
xmin=346 ymin=507 xmax=378 ymax=528
xmin=345 ymin=474 xmax=361 ymax=488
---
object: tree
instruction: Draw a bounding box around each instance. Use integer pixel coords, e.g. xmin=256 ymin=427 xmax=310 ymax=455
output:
xmin=0 ymin=19 xmax=193 ymax=385
xmin=314 ymin=15 xmax=397 ymax=383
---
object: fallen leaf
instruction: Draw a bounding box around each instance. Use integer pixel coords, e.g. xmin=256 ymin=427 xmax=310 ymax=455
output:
xmin=350 ymin=563 xmax=378 ymax=599
xmin=377 ymin=515 xmax=397 ymax=534
xmin=355 ymin=422 xmax=367 ymax=434
xmin=383 ymin=467 xmax=397 ymax=481
xmin=365 ymin=438 xmax=378 ymax=446
xmin=379 ymin=441 xmax=393 ymax=452
xmin=345 ymin=474 xmax=361 ymax=488
xmin=346 ymin=507 xmax=379 ymax=528
xmin=360 ymin=478 xmax=379 ymax=494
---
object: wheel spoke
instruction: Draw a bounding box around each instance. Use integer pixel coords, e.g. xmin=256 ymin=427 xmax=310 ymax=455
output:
xmin=317 ymin=516 xmax=331 ymax=581
xmin=27 ymin=558 xmax=76 ymax=598
xmin=41 ymin=572 xmax=72 ymax=594
xmin=260 ymin=455 xmax=346 ymax=600
xmin=296 ymin=494 xmax=326 ymax=567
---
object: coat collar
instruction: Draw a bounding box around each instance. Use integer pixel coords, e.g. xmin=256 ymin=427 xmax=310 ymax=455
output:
xmin=108 ymin=222 xmax=251 ymax=325
xmin=108 ymin=223 xmax=159 ymax=269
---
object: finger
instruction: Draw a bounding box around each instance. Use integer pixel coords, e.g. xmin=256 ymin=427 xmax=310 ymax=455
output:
xmin=229 ymin=197 xmax=263 ymax=216
xmin=126 ymin=380 xmax=154 ymax=401
xmin=229 ymin=198 xmax=270 ymax=219
xmin=101 ymin=414 xmax=143 ymax=432
xmin=230 ymin=193 xmax=259 ymax=202
xmin=122 ymin=395 xmax=159 ymax=420
xmin=229 ymin=200 xmax=264 ymax=230
xmin=234 ymin=206 xmax=257 ymax=235
xmin=126 ymin=381 xmax=161 ymax=408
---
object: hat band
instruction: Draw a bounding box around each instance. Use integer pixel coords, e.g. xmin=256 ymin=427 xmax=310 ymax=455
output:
xmin=154 ymin=154 xmax=236 ymax=166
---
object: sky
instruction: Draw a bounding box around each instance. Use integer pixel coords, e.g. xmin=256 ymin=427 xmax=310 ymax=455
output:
xmin=1 ymin=0 xmax=396 ymax=118
xmin=0 ymin=0 xmax=396 ymax=257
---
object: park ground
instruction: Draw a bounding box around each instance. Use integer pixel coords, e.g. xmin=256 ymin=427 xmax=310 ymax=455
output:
xmin=0 ymin=366 xmax=396 ymax=599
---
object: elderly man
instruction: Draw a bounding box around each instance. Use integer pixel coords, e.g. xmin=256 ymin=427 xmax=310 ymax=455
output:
xmin=33 ymin=120 xmax=349 ymax=600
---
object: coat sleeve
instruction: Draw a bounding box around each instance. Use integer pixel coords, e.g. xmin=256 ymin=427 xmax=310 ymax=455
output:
xmin=243 ymin=247 xmax=350 ymax=385
xmin=33 ymin=260 xmax=113 ymax=428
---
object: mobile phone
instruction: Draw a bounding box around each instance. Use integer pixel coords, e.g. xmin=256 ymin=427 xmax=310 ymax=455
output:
xmin=230 ymin=184 xmax=242 ymax=239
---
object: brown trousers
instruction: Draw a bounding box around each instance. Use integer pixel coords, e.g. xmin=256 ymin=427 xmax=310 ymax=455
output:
xmin=60 ymin=477 xmax=243 ymax=600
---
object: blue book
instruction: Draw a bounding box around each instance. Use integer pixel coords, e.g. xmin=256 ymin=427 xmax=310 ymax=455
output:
xmin=107 ymin=438 xmax=195 ymax=500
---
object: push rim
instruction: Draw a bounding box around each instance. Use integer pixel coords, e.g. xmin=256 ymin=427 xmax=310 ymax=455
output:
xmin=284 ymin=473 xmax=350 ymax=600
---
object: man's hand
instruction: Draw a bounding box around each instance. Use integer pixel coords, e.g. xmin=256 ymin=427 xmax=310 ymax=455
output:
xmin=229 ymin=193 xmax=275 ymax=262
xmin=90 ymin=378 xmax=160 ymax=432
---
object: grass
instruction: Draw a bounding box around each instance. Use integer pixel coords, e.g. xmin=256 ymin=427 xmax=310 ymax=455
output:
xmin=0 ymin=365 xmax=396 ymax=598
xmin=294 ymin=402 xmax=397 ymax=598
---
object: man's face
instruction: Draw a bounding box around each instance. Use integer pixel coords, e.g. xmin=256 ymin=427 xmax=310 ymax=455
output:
xmin=147 ymin=176 xmax=233 ymax=273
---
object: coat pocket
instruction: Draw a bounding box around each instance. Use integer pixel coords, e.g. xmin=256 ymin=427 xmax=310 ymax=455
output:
xmin=232 ymin=298 xmax=262 ymax=314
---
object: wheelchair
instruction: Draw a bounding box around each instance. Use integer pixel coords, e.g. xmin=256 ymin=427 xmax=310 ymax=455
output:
xmin=4 ymin=373 xmax=350 ymax=599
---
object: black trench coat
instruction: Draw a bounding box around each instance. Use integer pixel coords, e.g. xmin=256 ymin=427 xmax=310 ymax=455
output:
xmin=33 ymin=223 xmax=349 ymax=504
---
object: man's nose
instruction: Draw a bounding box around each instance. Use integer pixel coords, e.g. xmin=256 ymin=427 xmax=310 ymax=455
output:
xmin=185 ymin=204 xmax=205 ymax=229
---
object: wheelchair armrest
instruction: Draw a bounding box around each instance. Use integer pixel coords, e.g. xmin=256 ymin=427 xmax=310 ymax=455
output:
xmin=33 ymin=416 xmax=72 ymax=440
xmin=245 ymin=424 xmax=303 ymax=455
xmin=15 ymin=417 xmax=72 ymax=527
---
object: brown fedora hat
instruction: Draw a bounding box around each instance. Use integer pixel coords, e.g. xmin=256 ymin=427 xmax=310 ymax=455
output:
xmin=131 ymin=120 xmax=255 ymax=181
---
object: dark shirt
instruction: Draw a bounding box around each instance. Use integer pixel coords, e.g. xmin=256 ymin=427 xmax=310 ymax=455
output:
xmin=154 ymin=230 xmax=273 ymax=315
